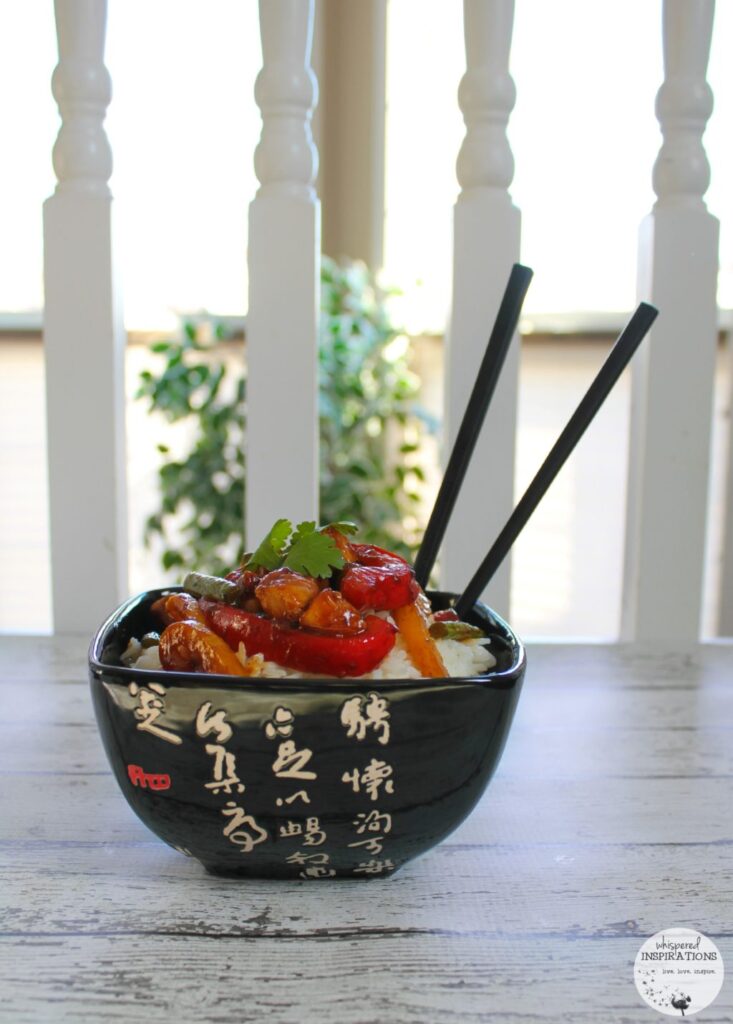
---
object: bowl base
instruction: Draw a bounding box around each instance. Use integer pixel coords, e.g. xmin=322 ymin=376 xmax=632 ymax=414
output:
xmin=200 ymin=861 xmax=400 ymax=881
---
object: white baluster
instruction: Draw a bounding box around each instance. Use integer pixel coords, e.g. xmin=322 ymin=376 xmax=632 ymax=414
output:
xmin=716 ymin=338 xmax=733 ymax=635
xmin=621 ymin=0 xmax=718 ymax=644
xmin=43 ymin=0 xmax=127 ymax=633
xmin=246 ymin=0 xmax=320 ymax=545
xmin=442 ymin=0 xmax=520 ymax=616
xmin=50 ymin=0 xmax=112 ymax=197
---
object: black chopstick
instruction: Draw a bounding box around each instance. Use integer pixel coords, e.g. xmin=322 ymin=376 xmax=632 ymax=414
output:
xmin=454 ymin=301 xmax=659 ymax=619
xmin=413 ymin=263 xmax=533 ymax=588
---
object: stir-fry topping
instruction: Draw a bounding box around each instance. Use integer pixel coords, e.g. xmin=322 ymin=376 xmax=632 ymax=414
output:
xmin=150 ymin=521 xmax=485 ymax=679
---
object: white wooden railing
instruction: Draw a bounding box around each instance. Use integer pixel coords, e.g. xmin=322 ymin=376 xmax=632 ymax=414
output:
xmin=622 ymin=0 xmax=719 ymax=645
xmin=45 ymin=0 xmax=127 ymax=634
xmin=442 ymin=0 xmax=520 ymax=616
xmin=247 ymin=0 xmax=320 ymax=546
xmin=43 ymin=0 xmax=729 ymax=642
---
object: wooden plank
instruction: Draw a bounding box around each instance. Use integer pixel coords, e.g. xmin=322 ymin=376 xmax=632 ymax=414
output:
xmin=2 ymin=769 xmax=731 ymax=847
xmin=245 ymin=0 xmax=320 ymax=545
xmin=442 ymin=0 xmax=520 ymax=618
xmin=0 ymin=934 xmax=731 ymax=1024
xmin=2 ymin=640 xmax=733 ymax=1023
xmin=43 ymin=0 xmax=128 ymax=633
xmin=3 ymin=841 xmax=731 ymax=939
xmin=3 ymin=682 xmax=733 ymax=778
xmin=0 ymin=636 xmax=88 ymax=683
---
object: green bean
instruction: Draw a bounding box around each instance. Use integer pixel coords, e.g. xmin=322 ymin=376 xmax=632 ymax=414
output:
xmin=428 ymin=621 xmax=485 ymax=642
xmin=183 ymin=572 xmax=242 ymax=604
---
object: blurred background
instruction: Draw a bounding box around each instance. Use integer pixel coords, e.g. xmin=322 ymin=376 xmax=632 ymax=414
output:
xmin=2 ymin=0 xmax=731 ymax=638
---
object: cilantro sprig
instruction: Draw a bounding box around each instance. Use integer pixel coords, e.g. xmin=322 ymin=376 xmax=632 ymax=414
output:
xmin=249 ymin=518 xmax=292 ymax=571
xmin=248 ymin=519 xmax=357 ymax=578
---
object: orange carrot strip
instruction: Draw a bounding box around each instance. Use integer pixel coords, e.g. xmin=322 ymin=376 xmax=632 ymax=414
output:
xmin=393 ymin=602 xmax=448 ymax=678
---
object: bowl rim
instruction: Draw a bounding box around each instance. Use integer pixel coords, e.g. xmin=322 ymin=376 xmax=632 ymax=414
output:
xmin=89 ymin=587 xmax=526 ymax=693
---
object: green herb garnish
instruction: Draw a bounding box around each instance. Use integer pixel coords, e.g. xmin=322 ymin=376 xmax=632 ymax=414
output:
xmin=248 ymin=519 xmax=349 ymax=578
xmin=249 ymin=518 xmax=293 ymax=572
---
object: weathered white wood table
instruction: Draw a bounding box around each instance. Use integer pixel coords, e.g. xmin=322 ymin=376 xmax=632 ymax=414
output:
xmin=1 ymin=638 xmax=731 ymax=1023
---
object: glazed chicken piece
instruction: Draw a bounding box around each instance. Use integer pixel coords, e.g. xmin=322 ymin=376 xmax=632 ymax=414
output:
xmin=254 ymin=568 xmax=320 ymax=621
xmin=151 ymin=592 xmax=207 ymax=626
xmin=299 ymin=588 xmax=365 ymax=635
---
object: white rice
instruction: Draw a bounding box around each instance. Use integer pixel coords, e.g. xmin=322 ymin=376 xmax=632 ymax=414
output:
xmin=121 ymin=638 xmax=165 ymax=671
xmin=124 ymin=631 xmax=495 ymax=679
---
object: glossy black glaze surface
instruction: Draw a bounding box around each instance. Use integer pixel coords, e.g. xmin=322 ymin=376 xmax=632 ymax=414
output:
xmin=89 ymin=589 xmax=525 ymax=879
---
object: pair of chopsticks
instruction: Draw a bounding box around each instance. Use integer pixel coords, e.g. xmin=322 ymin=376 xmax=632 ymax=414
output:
xmin=413 ymin=263 xmax=658 ymax=619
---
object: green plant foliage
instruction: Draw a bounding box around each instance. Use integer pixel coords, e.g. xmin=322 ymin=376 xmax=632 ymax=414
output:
xmin=136 ymin=256 xmax=430 ymax=576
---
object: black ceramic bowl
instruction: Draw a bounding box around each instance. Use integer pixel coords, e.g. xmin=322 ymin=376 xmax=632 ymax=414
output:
xmin=89 ymin=589 xmax=525 ymax=879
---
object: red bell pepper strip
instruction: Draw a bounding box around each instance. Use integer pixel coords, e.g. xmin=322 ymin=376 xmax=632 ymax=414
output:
xmin=350 ymin=543 xmax=411 ymax=567
xmin=201 ymin=600 xmax=396 ymax=678
xmin=340 ymin=543 xmax=418 ymax=611
xmin=340 ymin=565 xmax=417 ymax=612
